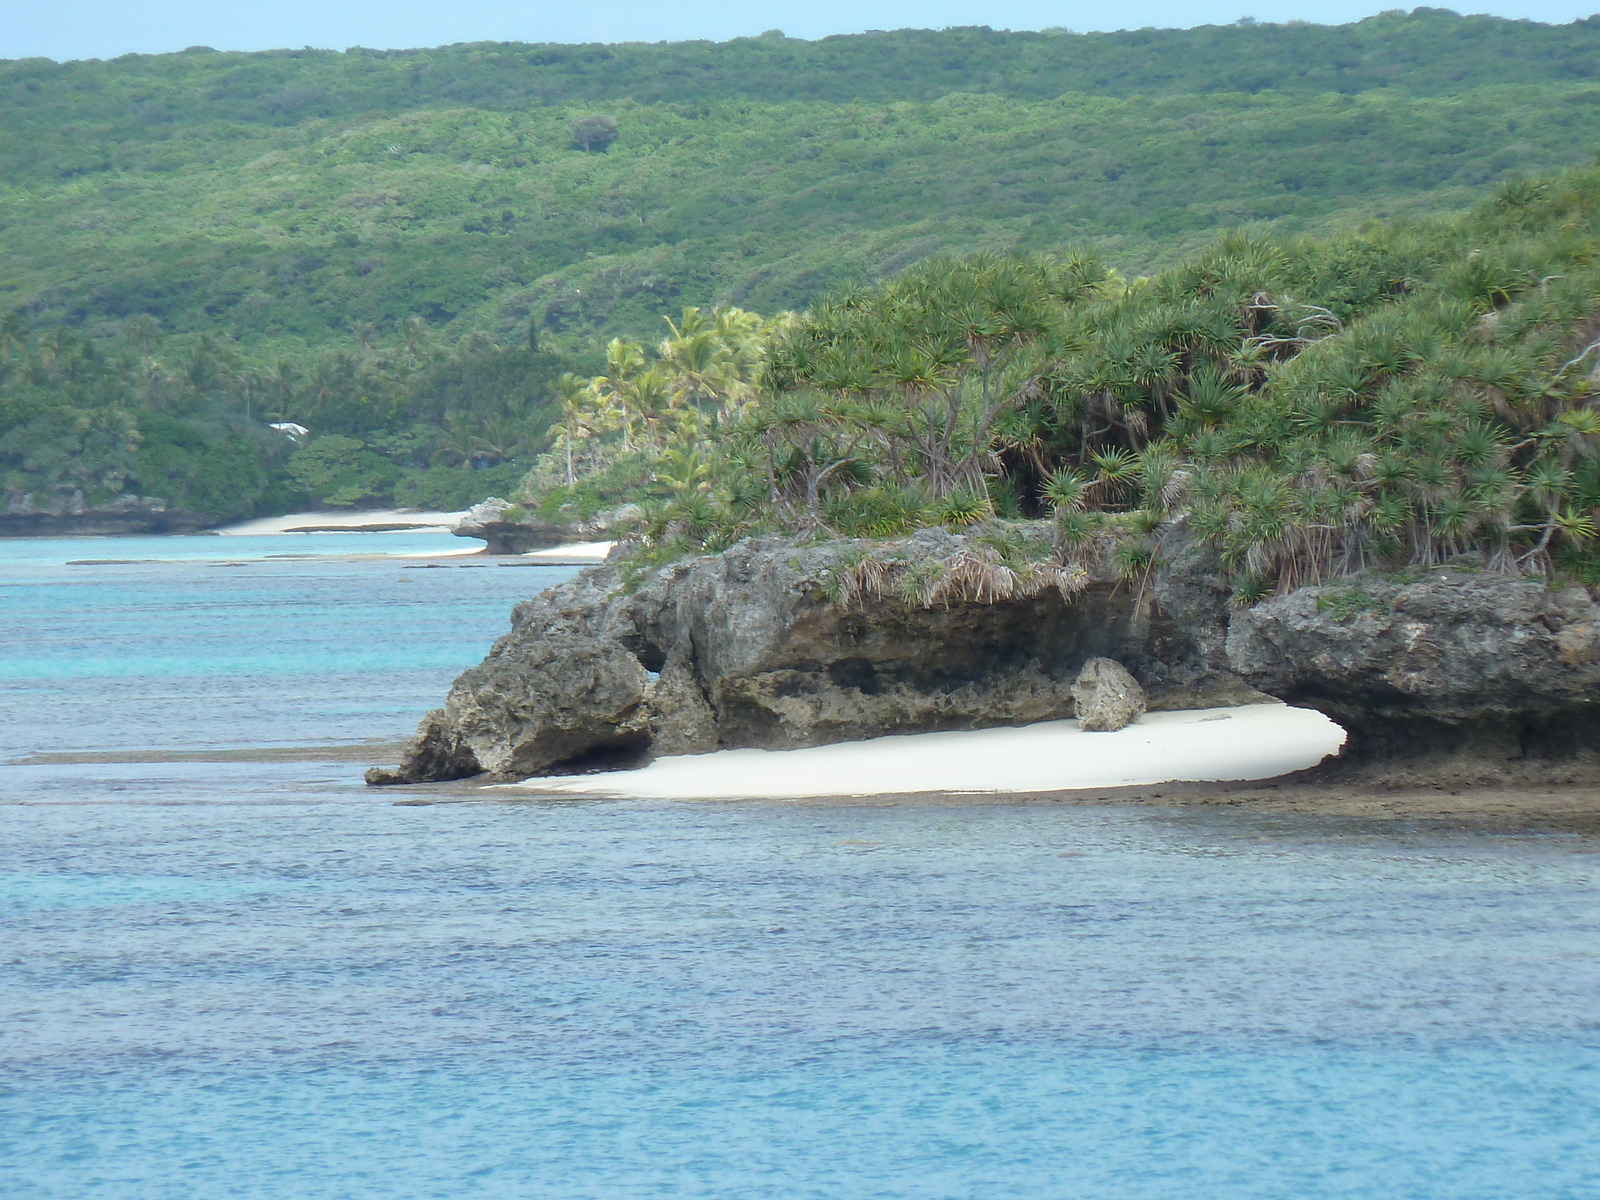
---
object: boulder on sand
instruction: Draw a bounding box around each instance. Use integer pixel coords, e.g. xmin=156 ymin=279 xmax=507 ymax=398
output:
xmin=1071 ymin=657 xmax=1147 ymax=732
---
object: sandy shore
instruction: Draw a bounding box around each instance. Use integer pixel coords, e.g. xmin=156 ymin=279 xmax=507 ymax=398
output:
xmin=509 ymin=704 xmax=1347 ymax=801
xmin=520 ymin=541 xmax=614 ymax=563
xmin=493 ymin=703 xmax=1600 ymax=832
xmin=213 ymin=512 xmax=616 ymax=563
xmin=217 ymin=509 xmax=467 ymax=536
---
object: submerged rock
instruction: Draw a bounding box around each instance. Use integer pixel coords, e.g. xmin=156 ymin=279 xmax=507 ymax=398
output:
xmin=1071 ymin=658 xmax=1146 ymax=732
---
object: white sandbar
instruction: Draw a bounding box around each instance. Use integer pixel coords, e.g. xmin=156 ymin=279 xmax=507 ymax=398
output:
xmin=217 ymin=509 xmax=467 ymax=535
xmin=509 ymin=703 xmax=1345 ymax=801
xmin=521 ymin=541 xmax=614 ymax=563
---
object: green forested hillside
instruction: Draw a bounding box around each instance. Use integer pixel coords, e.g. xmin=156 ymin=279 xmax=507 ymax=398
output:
xmin=11 ymin=85 xmax=1600 ymax=347
xmin=568 ymin=166 xmax=1600 ymax=597
xmin=9 ymin=11 xmax=1600 ymax=349
xmin=6 ymin=11 xmax=1600 ymax=522
xmin=7 ymin=10 xmax=1600 ymax=134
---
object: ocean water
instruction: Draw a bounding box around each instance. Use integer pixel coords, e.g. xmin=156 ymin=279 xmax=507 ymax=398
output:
xmin=3 ymin=535 xmax=1599 ymax=1199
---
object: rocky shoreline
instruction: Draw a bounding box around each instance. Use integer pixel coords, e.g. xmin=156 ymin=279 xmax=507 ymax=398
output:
xmin=368 ymin=523 xmax=1600 ymax=790
xmin=450 ymin=497 xmax=625 ymax=555
xmin=609 ymin=778 xmax=1599 ymax=836
xmin=1 ymin=494 xmax=212 ymax=537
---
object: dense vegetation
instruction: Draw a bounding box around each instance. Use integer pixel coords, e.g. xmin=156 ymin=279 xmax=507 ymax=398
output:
xmin=553 ymin=165 xmax=1600 ymax=599
xmin=0 ymin=318 xmax=565 ymax=518
xmin=8 ymin=11 xmax=1600 ymax=521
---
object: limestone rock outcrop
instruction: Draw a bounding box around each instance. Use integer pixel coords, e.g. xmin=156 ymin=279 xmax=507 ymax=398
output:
xmin=1 ymin=492 xmax=210 ymax=537
xmin=1225 ymin=569 xmax=1600 ymax=769
xmin=451 ymin=498 xmax=576 ymax=555
xmin=452 ymin=498 xmax=632 ymax=554
xmin=368 ymin=523 xmax=1600 ymax=786
xmin=1071 ymin=658 xmax=1147 ymax=732
xmin=369 ymin=525 xmax=1254 ymax=783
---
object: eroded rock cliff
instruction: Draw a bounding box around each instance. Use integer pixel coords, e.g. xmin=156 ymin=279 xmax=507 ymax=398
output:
xmin=451 ymin=498 xmax=630 ymax=554
xmin=1228 ymin=570 xmax=1600 ymax=778
xmin=1 ymin=493 xmax=210 ymax=537
xmin=368 ymin=526 xmax=1256 ymax=784
xmin=368 ymin=527 xmax=1600 ymax=786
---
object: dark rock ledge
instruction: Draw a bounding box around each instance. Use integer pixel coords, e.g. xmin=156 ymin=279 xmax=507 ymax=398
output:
xmin=2 ymin=493 xmax=211 ymax=537
xmin=451 ymin=498 xmax=628 ymax=555
xmin=368 ymin=525 xmax=1600 ymax=787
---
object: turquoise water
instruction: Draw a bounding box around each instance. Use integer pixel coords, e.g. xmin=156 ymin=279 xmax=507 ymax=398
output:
xmin=0 ymin=534 xmax=563 ymax=756
xmin=3 ymin=537 xmax=1599 ymax=1198
xmin=0 ymin=528 xmax=476 ymax=567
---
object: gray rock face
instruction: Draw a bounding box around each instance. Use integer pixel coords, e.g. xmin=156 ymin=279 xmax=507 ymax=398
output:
xmin=409 ymin=567 xmax=654 ymax=779
xmin=451 ymin=498 xmax=576 ymax=555
xmin=0 ymin=492 xmax=210 ymax=537
xmin=452 ymin=498 xmax=631 ymax=554
xmin=1071 ymin=658 xmax=1147 ymax=732
xmin=368 ymin=524 xmax=1600 ymax=786
xmin=643 ymin=654 xmax=719 ymax=756
xmin=364 ymin=710 xmax=482 ymax=786
xmin=370 ymin=525 xmax=1254 ymax=783
xmin=1225 ymin=570 xmax=1600 ymax=770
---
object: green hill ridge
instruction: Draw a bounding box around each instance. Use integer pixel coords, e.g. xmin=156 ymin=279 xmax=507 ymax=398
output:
xmin=6 ymin=10 xmax=1600 ymax=523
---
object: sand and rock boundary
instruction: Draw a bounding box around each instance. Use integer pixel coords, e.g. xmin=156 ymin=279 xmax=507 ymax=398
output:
xmin=369 ymin=522 xmax=1600 ymax=797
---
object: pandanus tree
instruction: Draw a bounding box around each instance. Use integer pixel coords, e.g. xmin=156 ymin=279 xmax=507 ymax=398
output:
xmin=766 ymin=252 xmax=1105 ymax=506
xmin=749 ymin=389 xmax=872 ymax=529
xmin=588 ymin=169 xmax=1600 ymax=595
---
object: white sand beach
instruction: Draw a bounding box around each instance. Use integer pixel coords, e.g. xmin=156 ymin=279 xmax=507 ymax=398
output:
xmin=509 ymin=703 xmax=1346 ymax=801
xmin=215 ymin=512 xmax=615 ymax=563
xmin=217 ymin=509 xmax=468 ymax=536
xmin=521 ymin=541 xmax=614 ymax=563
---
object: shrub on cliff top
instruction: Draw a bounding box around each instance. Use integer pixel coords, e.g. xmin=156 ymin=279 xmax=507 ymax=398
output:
xmin=555 ymin=163 xmax=1600 ymax=599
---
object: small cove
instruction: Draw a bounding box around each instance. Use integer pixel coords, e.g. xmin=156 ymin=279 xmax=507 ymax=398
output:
xmin=2 ymin=536 xmax=1598 ymax=1198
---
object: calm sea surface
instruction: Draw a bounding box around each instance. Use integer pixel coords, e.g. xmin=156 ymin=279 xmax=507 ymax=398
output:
xmin=2 ymin=533 xmax=1599 ymax=1199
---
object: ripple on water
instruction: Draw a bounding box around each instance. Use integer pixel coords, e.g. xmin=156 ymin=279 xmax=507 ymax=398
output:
xmin=1 ymin=550 xmax=1598 ymax=1198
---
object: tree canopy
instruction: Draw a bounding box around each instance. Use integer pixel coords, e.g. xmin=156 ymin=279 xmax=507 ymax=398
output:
xmin=10 ymin=13 xmax=1600 ymax=524
xmin=538 ymin=165 xmax=1600 ymax=601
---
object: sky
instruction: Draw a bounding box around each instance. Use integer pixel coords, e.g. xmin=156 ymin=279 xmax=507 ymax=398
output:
xmin=3 ymin=0 xmax=1597 ymax=62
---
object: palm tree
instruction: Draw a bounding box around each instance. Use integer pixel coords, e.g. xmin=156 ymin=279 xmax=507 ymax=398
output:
xmin=473 ymin=413 xmax=533 ymax=466
xmin=593 ymin=338 xmax=647 ymax=452
xmin=549 ymin=373 xmax=591 ymax=486
xmin=430 ymin=414 xmax=481 ymax=468
xmin=659 ymin=328 xmax=732 ymax=423
xmin=265 ymin=360 xmax=299 ymax=420
xmin=632 ymin=364 xmax=677 ymax=448
xmin=398 ymin=316 xmax=433 ymax=367
xmin=124 ymin=314 xmax=160 ymax=359
xmin=663 ymin=306 xmax=713 ymax=341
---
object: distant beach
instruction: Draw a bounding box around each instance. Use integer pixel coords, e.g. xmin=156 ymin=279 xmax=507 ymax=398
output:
xmin=213 ymin=510 xmax=615 ymax=564
xmin=216 ymin=509 xmax=468 ymax=536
